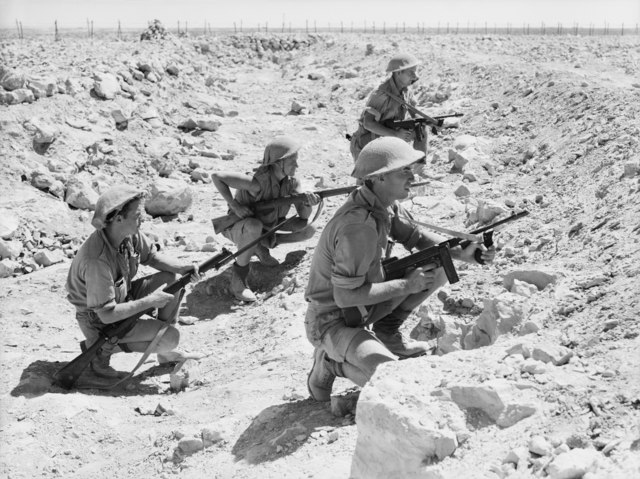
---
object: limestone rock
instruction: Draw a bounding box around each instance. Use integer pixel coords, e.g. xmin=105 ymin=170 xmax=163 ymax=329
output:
xmin=0 ymin=210 xmax=20 ymax=238
xmin=145 ymin=179 xmax=192 ymax=217
xmin=449 ymin=379 xmax=539 ymax=427
xmin=0 ymin=239 xmax=23 ymax=259
xmin=34 ymin=249 xmax=66 ymax=267
xmin=546 ymin=448 xmax=601 ymax=479
xmin=0 ymin=88 xmax=35 ymax=105
xmin=93 ymin=73 xmax=121 ymax=100
xmin=463 ymin=292 xmax=531 ymax=349
xmin=504 ymin=270 xmax=558 ymax=291
xmin=0 ymin=258 xmax=20 ymax=278
xmin=27 ymin=76 xmax=57 ymax=98
xmin=65 ymin=178 xmax=99 ymax=211
xmin=169 ymin=359 xmax=202 ymax=391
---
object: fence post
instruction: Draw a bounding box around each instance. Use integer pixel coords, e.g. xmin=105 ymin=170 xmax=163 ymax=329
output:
xmin=373 ymin=21 xmax=375 ymax=34
xmin=621 ymin=23 xmax=624 ymax=35
xmin=306 ymin=19 xmax=308 ymax=33
xmin=55 ymin=20 xmax=60 ymax=41
xmin=240 ymin=20 xmax=243 ymax=32
xmin=314 ymin=20 xmax=316 ymax=33
xmin=383 ymin=22 xmax=385 ymax=34
xmin=341 ymin=21 xmax=343 ymax=33
xmin=403 ymin=22 xmax=405 ymax=33
xmin=177 ymin=21 xmax=180 ymax=35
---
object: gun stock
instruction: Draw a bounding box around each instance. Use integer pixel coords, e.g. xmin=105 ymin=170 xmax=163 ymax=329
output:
xmin=54 ymin=217 xmax=296 ymax=389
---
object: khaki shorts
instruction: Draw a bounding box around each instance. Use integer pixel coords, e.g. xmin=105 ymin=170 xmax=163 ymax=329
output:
xmin=304 ymin=308 xmax=378 ymax=363
xmin=76 ymin=272 xmax=170 ymax=349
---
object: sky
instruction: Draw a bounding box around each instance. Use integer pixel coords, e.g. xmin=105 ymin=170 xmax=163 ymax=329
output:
xmin=1 ymin=0 xmax=639 ymax=30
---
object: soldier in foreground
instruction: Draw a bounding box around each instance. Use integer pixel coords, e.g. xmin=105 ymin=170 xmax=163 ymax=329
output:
xmin=66 ymin=186 xmax=200 ymax=380
xmin=304 ymin=137 xmax=496 ymax=401
xmin=212 ymin=136 xmax=320 ymax=302
xmin=349 ymin=51 xmax=426 ymax=161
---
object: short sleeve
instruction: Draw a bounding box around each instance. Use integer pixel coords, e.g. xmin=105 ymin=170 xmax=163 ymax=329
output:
xmin=331 ymin=223 xmax=378 ymax=289
xmin=364 ymin=89 xmax=388 ymax=122
xmin=85 ymin=257 xmax=117 ymax=312
xmin=391 ymin=204 xmax=421 ymax=251
xmin=137 ymin=232 xmax=154 ymax=264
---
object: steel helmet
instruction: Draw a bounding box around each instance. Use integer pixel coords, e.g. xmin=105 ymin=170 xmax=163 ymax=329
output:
xmin=385 ymin=52 xmax=420 ymax=73
xmin=351 ymin=137 xmax=425 ymax=179
xmin=91 ymin=185 xmax=145 ymax=229
xmin=262 ymin=136 xmax=302 ymax=165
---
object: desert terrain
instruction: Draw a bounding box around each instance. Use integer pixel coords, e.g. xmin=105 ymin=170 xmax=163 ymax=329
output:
xmin=1 ymin=25 xmax=639 ymax=478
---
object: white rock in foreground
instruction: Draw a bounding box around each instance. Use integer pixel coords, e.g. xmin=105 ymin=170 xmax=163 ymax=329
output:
xmin=351 ymin=346 xmax=542 ymax=479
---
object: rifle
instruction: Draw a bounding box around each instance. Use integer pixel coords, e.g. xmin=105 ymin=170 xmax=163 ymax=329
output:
xmin=211 ymin=181 xmax=431 ymax=234
xmin=53 ymin=216 xmax=297 ymax=389
xmin=343 ymin=210 xmax=529 ymax=326
xmin=383 ymin=113 xmax=463 ymax=140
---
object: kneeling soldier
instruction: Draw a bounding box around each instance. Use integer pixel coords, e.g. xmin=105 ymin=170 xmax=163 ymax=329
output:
xmin=66 ymin=186 xmax=199 ymax=379
xmin=304 ymin=137 xmax=496 ymax=401
xmin=212 ymin=136 xmax=320 ymax=302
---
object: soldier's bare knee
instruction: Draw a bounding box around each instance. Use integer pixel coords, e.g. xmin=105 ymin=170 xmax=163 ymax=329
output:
xmin=243 ymin=218 xmax=263 ymax=237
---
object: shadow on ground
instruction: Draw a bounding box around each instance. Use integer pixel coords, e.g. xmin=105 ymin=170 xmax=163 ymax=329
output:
xmin=11 ymin=359 xmax=176 ymax=398
xmin=185 ymin=249 xmax=307 ymax=321
xmin=232 ymin=395 xmax=352 ymax=464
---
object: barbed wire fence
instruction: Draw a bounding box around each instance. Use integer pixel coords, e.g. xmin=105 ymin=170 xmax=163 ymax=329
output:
xmin=8 ymin=19 xmax=640 ymax=40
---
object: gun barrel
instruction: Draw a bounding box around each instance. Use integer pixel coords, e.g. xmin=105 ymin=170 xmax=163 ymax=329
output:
xmin=469 ymin=210 xmax=529 ymax=235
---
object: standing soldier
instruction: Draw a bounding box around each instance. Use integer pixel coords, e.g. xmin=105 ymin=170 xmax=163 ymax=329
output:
xmin=349 ymin=52 xmax=426 ymax=162
xmin=66 ymin=186 xmax=200 ymax=380
xmin=304 ymin=137 xmax=496 ymax=401
xmin=212 ymin=136 xmax=320 ymax=302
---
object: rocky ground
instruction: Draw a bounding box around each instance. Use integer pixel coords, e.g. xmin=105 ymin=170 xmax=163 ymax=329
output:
xmin=1 ymin=27 xmax=639 ymax=479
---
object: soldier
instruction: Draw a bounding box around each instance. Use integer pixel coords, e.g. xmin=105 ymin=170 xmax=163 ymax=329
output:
xmin=212 ymin=136 xmax=320 ymax=302
xmin=66 ymin=185 xmax=200 ymax=380
xmin=304 ymin=137 xmax=496 ymax=401
xmin=349 ymin=52 xmax=426 ymax=162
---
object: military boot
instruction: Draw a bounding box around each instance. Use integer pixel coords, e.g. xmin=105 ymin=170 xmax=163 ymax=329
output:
xmin=375 ymin=330 xmax=432 ymax=358
xmin=254 ymin=243 xmax=279 ymax=267
xmin=81 ymin=342 xmax=128 ymax=379
xmin=230 ymin=262 xmax=256 ymax=302
xmin=373 ymin=309 xmax=433 ymax=359
xmin=307 ymin=348 xmax=342 ymax=402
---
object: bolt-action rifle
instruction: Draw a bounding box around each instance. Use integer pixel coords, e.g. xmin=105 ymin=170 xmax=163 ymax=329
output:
xmin=53 ymin=216 xmax=298 ymax=389
xmin=211 ymin=181 xmax=430 ymax=234
xmin=343 ymin=210 xmax=529 ymax=327
xmin=383 ymin=113 xmax=464 ymax=140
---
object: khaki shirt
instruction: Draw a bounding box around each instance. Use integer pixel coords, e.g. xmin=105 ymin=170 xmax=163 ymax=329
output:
xmin=66 ymin=230 xmax=154 ymax=314
xmin=350 ymin=76 xmax=418 ymax=154
xmin=305 ymin=186 xmax=423 ymax=319
xmin=232 ymin=165 xmax=300 ymax=230
xmin=360 ymin=76 xmax=417 ymax=130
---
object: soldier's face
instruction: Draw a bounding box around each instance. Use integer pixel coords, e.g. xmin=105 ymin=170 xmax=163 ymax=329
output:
xmin=396 ymin=66 xmax=418 ymax=88
xmin=381 ymin=166 xmax=415 ymax=200
xmin=120 ymin=200 xmax=144 ymax=234
xmin=280 ymin=153 xmax=299 ymax=176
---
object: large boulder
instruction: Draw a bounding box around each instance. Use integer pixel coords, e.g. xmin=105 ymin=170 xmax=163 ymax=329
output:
xmin=145 ymin=179 xmax=193 ymax=217
xmin=65 ymin=177 xmax=99 ymax=211
xmin=351 ymin=345 xmax=542 ymax=479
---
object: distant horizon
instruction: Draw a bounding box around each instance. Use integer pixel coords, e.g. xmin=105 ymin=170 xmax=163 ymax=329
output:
xmin=1 ymin=0 xmax=639 ymax=31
